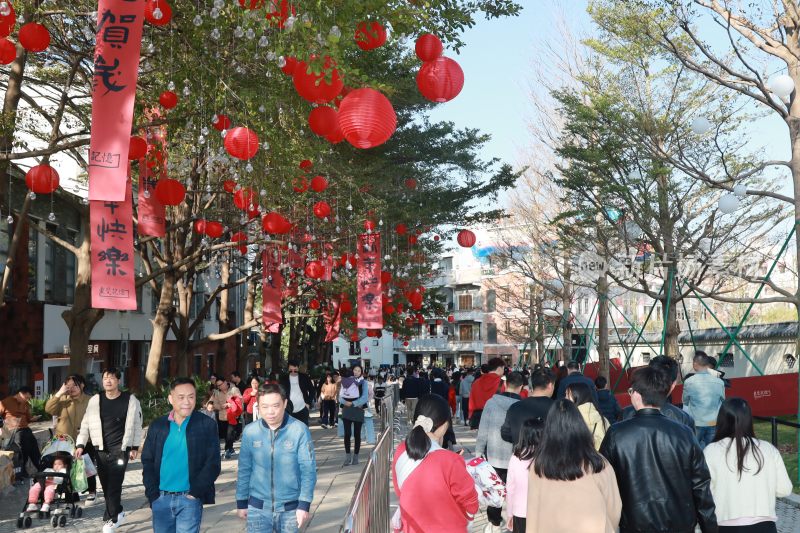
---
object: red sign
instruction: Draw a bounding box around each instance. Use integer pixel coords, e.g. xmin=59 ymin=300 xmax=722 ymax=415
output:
xmin=88 ymin=0 xmax=146 ymax=201
xmin=262 ymin=248 xmax=284 ymax=334
xmin=357 ymin=233 xmax=382 ymax=330
xmin=91 ymin=173 xmax=136 ymax=310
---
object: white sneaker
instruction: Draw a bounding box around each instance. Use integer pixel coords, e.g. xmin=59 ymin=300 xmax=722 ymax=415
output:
xmin=84 ymin=492 xmax=97 ymax=507
xmin=116 ymin=511 xmax=126 ymax=526
xmin=25 ymin=503 xmax=38 ymax=512
xmin=40 ymin=503 xmax=50 ymax=513
xmin=483 ymin=524 xmax=502 ymax=533
xmin=102 ymin=520 xmax=117 ymax=533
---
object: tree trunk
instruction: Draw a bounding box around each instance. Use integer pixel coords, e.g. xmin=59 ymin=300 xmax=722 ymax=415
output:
xmin=145 ymin=272 xmax=176 ymax=388
xmin=238 ymin=268 xmax=257 ymax=374
xmin=535 ymin=296 xmax=545 ymax=364
xmin=597 ymin=272 xmax=610 ymax=379
xmin=174 ymin=278 xmax=192 ymax=377
xmin=0 ymin=43 xmax=28 ymax=210
xmin=0 ymin=194 xmax=30 ymax=301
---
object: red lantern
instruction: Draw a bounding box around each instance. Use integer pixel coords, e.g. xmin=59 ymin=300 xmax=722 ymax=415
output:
xmin=224 ymin=127 xmax=259 ymax=160
xmin=436 ymin=319 xmax=442 ymax=325
xmin=18 ymin=23 xmax=49 ymax=52
xmin=299 ymin=159 xmax=313 ymax=171
xmin=433 ymin=234 xmax=440 ymax=241
xmin=0 ymin=38 xmax=15 ymax=64
xmin=447 ymin=315 xmax=455 ymax=323
xmin=417 ymin=57 xmax=464 ymax=103
xmin=265 ymin=0 xmax=296 ymax=29
xmin=403 ymin=341 xmax=409 ymax=347
xmin=25 ymin=164 xmax=59 ymax=194
xmin=355 ymin=21 xmax=387 ymax=51
xmin=364 ymin=220 xmax=376 ymax=232
xmin=145 ymin=0 xmax=172 ymax=25
xmin=313 ymin=201 xmax=331 ymax=219
xmin=383 ymin=304 xmax=395 ymax=315
xmin=281 ymin=56 xmax=298 ymax=76
xmin=223 ymin=180 xmax=236 ymax=193
xmin=205 ymin=221 xmax=224 ymax=238
xmin=408 ymin=235 xmax=418 ymax=245
xmin=380 ymin=271 xmax=391 ymax=284
xmin=262 ymin=212 xmax=292 ymax=234
xmin=231 ymin=231 xmax=248 ymax=254
xmin=159 ymin=90 xmax=178 ymax=109
xmin=340 ymin=300 xmax=353 ymax=313
xmin=212 ymin=114 xmax=232 ymax=131
xmin=154 ymin=178 xmax=185 ymax=206
xmin=293 ymin=56 xmax=343 ymax=104
xmin=292 ymin=176 xmax=308 ymax=193
xmin=0 ymin=2 xmax=15 ymax=38
xmin=340 ymin=253 xmax=357 ymax=268
xmin=404 ymin=178 xmax=417 ymax=190
xmin=338 ymin=88 xmax=397 ymax=149
xmin=310 ymin=175 xmax=328 ymax=192
xmin=193 ymin=220 xmax=207 ymax=234
xmin=457 ymin=229 xmax=476 ymax=248
xmin=350 ymin=331 xmax=360 ymax=342
xmin=233 ymin=187 xmax=257 ymax=210
xmin=305 ymin=261 xmax=324 ymax=279
xmin=128 ymin=136 xmax=147 ymax=160
xmin=325 ymin=120 xmax=345 ymax=144
xmin=395 ymin=223 xmax=407 ymax=235
xmin=309 ymin=299 xmax=321 ymax=310
xmin=415 ymin=33 xmax=443 ymax=62
xmin=308 ymin=106 xmax=338 ymax=137
xmin=238 ymin=0 xmax=264 ymax=8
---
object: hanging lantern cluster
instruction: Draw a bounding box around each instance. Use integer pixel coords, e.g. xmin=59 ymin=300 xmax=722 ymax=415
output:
xmin=144 ymin=0 xmax=173 ymax=26
xmin=262 ymin=212 xmax=292 ymax=234
xmin=354 ymin=21 xmax=387 ymax=51
xmin=224 ymin=126 xmax=259 ymax=160
xmin=154 ymin=178 xmax=186 ymax=206
xmin=415 ymin=34 xmax=464 ymax=103
xmin=293 ymin=56 xmax=343 ymax=104
xmin=128 ymin=136 xmax=148 ymax=160
xmin=337 ymin=88 xmax=396 ymax=149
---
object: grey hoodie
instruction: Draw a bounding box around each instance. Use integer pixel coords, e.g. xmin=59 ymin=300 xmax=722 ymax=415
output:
xmin=475 ymin=392 xmax=521 ymax=469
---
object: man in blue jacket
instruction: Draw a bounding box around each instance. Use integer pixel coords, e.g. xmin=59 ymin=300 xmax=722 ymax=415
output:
xmin=142 ymin=377 xmax=221 ymax=533
xmin=237 ymin=383 xmax=317 ymax=532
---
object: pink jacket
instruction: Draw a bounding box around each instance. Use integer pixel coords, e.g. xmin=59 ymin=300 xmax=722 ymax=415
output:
xmin=506 ymin=455 xmax=532 ymax=519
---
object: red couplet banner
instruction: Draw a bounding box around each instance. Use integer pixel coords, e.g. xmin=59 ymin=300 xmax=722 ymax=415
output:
xmin=262 ymin=248 xmax=284 ymax=334
xmin=88 ymin=0 xmax=146 ymax=201
xmin=357 ymin=233 xmax=383 ymax=330
xmin=91 ymin=174 xmax=137 ymax=310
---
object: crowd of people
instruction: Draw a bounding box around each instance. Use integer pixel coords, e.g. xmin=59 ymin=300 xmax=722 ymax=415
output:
xmin=393 ymin=355 xmax=794 ymax=533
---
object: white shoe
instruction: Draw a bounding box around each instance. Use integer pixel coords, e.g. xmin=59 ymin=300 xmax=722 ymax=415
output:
xmin=116 ymin=511 xmax=126 ymax=526
xmin=102 ymin=520 xmax=117 ymax=533
xmin=483 ymin=524 xmax=502 ymax=533
xmin=40 ymin=503 xmax=50 ymax=513
xmin=84 ymin=492 xmax=97 ymax=506
xmin=25 ymin=503 xmax=38 ymax=512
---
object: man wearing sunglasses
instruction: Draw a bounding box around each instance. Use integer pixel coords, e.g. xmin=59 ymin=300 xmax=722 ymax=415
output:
xmin=279 ymin=360 xmax=314 ymax=426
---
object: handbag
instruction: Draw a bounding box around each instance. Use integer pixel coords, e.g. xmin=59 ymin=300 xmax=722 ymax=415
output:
xmin=70 ymin=457 xmax=88 ymax=493
xmin=83 ymin=454 xmax=97 ymax=477
xmin=342 ymin=406 xmax=365 ymax=423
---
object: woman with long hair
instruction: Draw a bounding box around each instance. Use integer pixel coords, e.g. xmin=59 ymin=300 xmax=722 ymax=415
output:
xmin=704 ymin=398 xmax=792 ymax=532
xmin=339 ymin=365 xmax=368 ymax=465
xmin=392 ymin=394 xmax=478 ymax=533
xmin=566 ymin=382 xmax=609 ymax=450
xmin=505 ymin=418 xmax=544 ymax=533
xmin=527 ymin=399 xmax=621 ymax=532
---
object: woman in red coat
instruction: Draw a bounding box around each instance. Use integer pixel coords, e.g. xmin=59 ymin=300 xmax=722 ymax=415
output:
xmin=392 ymin=394 xmax=478 ymax=533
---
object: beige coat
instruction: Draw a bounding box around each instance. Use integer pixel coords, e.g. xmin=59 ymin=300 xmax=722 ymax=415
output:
xmin=578 ymin=403 xmax=608 ymax=450
xmin=45 ymin=393 xmax=90 ymax=440
xmin=527 ymin=459 xmax=621 ymax=533
xmin=76 ymin=393 xmax=143 ymax=452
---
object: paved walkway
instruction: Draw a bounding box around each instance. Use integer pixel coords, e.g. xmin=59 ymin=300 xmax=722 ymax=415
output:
xmin=0 ymin=414 xmax=371 ymax=533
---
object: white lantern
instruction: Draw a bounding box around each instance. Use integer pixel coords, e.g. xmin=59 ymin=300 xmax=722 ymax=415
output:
xmin=718 ymin=193 xmax=739 ymax=214
xmin=690 ymin=117 xmax=712 ymax=134
xmin=733 ymin=184 xmax=747 ymax=198
xmin=769 ymin=75 xmax=795 ymax=99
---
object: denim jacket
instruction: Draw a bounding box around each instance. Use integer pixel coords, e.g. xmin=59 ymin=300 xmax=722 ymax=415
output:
xmin=682 ymin=370 xmax=725 ymax=426
xmin=236 ymin=414 xmax=317 ymax=512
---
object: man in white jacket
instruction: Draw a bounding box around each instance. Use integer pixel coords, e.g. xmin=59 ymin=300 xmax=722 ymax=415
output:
xmin=75 ymin=368 xmax=143 ymax=533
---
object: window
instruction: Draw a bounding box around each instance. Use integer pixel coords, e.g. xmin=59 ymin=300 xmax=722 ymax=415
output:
xmin=504 ymin=320 xmax=511 ymax=334
xmin=487 ymin=323 xmax=497 ymax=343
xmin=718 ymin=353 xmax=734 ymax=368
xmin=44 ymin=223 xmax=76 ymax=305
xmin=459 ymin=324 xmax=473 ymax=341
xmin=641 ymin=352 xmax=651 ymax=363
xmin=458 ymin=294 xmax=472 ymax=311
xmin=193 ymin=354 xmax=202 ymax=376
xmin=160 ymin=355 xmax=171 ymax=379
xmin=486 ymin=290 xmax=496 ymax=312
xmin=9 ymin=363 xmax=30 ymax=394
xmin=428 ymin=323 xmax=436 ymax=336
xmin=785 ymin=354 xmax=796 ymax=369
xmin=439 ymin=257 xmax=452 ymax=271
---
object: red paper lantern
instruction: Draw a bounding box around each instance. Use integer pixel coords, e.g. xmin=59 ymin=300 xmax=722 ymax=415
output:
xmin=325 ymin=120 xmax=345 ymax=144
xmin=25 ymin=164 xmax=59 ymax=194
xmin=0 ymin=2 xmax=15 ymax=38
xmin=193 ymin=220 xmax=207 ymax=234
xmin=310 ymin=175 xmax=328 ymax=193
xmin=145 ymin=0 xmax=172 ymax=25
xmin=308 ymin=106 xmax=338 ymax=137
xmin=231 ymin=231 xmax=248 ymax=254
xmin=447 ymin=315 xmax=455 ymax=323
xmin=292 ymin=176 xmax=308 ymax=193
xmin=364 ymin=220 xmax=376 ymax=232
xmin=395 ymin=223 xmax=407 ymax=235
xmin=223 ymin=180 xmax=236 ymax=193
xmin=159 ymin=90 xmax=178 ymax=109
xmin=350 ymin=332 xmax=360 ymax=342
xmin=224 ymin=127 xmax=259 ymax=160
xmin=238 ymin=0 xmax=264 ymax=8
xmin=233 ymin=187 xmax=257 ymax=210
xmin=417 ymin=57 xmax=464 ymax=103
xmin=155 ymin=178 xmax=185 ymax=205
xmin=265 ymin=0 xmax=296 ymax=29
xmin=312 ymin=201 xmax=331 ymax=219
xmin=408 ymin=235 xmax=418 ymax=245
xmin=18 ymin=23 xmax=49 ymax=52
xmin=281 ymin=55 xmax=298 ymax=76
xmin=433 ymin=234 xmax=440 ymax=241
xmin=383 ymin=304 xmax=395 ymax=315
xmin=304 ymin=261 xmax=324 ymax=279
xmin=457 ymin=229 xmax=476 ymax=248
xmin=340 ymin=253 xmax=357 ymax=268
xmin=309 ymin=299 xmax=321 ymax=310
xmin=404 ymin=178 xmax=417 ymax=190
xmin=299 ymin=159 xmax=313 ymax=171
xmin=205 ymin=221 xmax=224 ymax=238
xmin=415 ymin=33 xmax=443 ymax=62
xmin=354 ymin=21 xmax=387 ymax=51
xmin=293 ymin=56 xmax=343 ymax=104
xmin=0 ymin=38 xmax=15 ymax=64
xmin=212 ymin=114 xmax=231 ymax=131
xmin=128 ymin=136 xmax=147 ymax=160
xmin=338 ymin=88 xmax=397 ymax=149
xmin=340 ymin=300 xmax=353 ymax=314
xmin=403 ymin=341 xmax=409 ymax=347
xmin=262 ymin=212 xmax=292 ymax=234
xmin=380 ymin=271 xmax=391 ymax=284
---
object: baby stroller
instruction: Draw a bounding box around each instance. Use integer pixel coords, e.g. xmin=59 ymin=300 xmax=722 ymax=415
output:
xmin=16 ymin=434 xmax=82 ymax=529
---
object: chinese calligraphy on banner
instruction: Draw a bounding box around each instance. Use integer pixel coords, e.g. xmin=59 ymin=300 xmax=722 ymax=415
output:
xmin=88 ymin=0 xmax=146 ymax=202
xmin=357 ymin=233 xmax=383 ymax=330
xmin=262 ymin=247 xmax=284 ymax=333
xmin=91 ymin=172 xmax=137 ymax=310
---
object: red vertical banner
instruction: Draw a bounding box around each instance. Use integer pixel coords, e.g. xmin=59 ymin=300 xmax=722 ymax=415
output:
xmin=91 ymin=171 xmax=137 ymax=310
xmin=357 ymin=233 xmax=383 ymax=330
xmin=324 ymin=299 xmax=342 ymax=342
xmin=88 ymin=0 xmax=146 ymax=201
xmin=262 ymin=248 xmax=284 ymax=333
xmin=137 ymin=158 xmax=166 ymax=236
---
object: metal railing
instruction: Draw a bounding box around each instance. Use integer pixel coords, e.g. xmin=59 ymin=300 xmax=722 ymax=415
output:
xmin=754 ymin=415 xmax=800 ymax=446
xmin=340 ymin=386 xmax=397 ymax=533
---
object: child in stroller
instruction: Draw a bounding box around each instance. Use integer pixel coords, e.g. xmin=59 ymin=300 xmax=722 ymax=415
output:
xmin=16 ymin=435 xmax=82 ymax=529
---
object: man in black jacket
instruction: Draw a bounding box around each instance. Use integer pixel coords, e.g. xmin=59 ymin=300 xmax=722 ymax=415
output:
xmin=279 ymin=360 xmax=315 ymax=425
xmin=142 ymin=377 xmax=221 ymax=533
xmin=620 ymin=355 xmax=695 ymax=431
xmin=400 ymin=368 xmax=423 ymax=424
xmin=600 ymin=366 xmax=716 ymax=533
xmin=500 ymin=368 xmax=554 ymax=445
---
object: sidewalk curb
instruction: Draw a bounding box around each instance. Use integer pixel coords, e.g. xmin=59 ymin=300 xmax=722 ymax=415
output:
xmin=781 ymin=493 xmax=800 ymax=509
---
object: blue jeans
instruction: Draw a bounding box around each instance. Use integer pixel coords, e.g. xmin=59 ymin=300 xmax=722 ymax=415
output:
xmin=696 ymin=425 xmax=716 ymax=449
xmin=246 ymin=506 xmax=298 ymax=533
xmin=151 ymin=493 xmax=202 ymax=533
